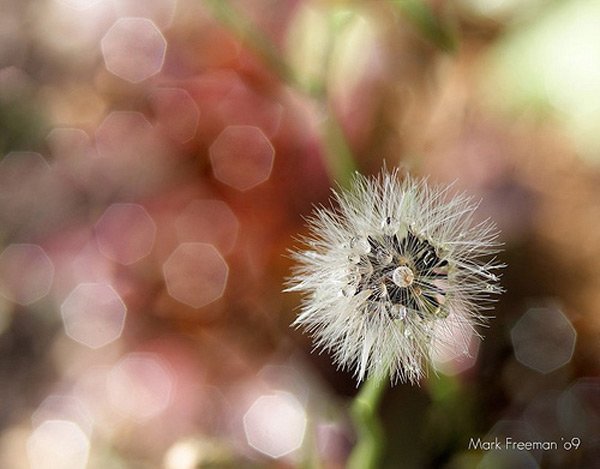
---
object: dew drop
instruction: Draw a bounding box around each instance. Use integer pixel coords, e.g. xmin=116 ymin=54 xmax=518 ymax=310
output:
xmin=391 ymin=304 xmax=407 ymax=320
xmin=348 ymin=271 xmax=361 ymax=284
xmin=350 ymin=236 xmax=371 ymax=254
xmin=376 ymin=250 xmax=393 ymax=265
xmin=348 ymin=254 xmax=361 ymax=265
xmin=381 ymin=216 xmax=397 ymax=235
xmin=355 ymin=289 xmax=373 ymax=302
xmin=392 ymin=266 xmax=414 ymax=288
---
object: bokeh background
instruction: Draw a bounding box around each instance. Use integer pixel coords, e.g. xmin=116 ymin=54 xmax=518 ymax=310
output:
xmin=1 ymin=0 xmax=599 ymax=468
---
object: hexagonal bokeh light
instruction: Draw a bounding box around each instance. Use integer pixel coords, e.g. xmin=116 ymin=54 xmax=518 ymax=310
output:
xmin=46 ymin=127 xmax=94 ymax=161
xmin=0 ymin=244 xmax=54 ymax=305
xmin=209 ymin=125 xmax=275 ymax=191
xmin=101 ymin=17 xmax=166 ymax=83
xmin=151 ymin=87 xmax=200 ymax=143
xmin=95 ymin=203 xmax=156 ymax=265
xmin=175 ymin=200 xmax=239 ymax=254
xmin=61 ymin=283 xmax=127 ymax=349
xmin=0 ymin=151 xmax=49 ymax=199
xmin=100 ymin=109 xmax=175 ymax=186
xmin=108 ymin=353 xmax=173 ymax=420
xmin=163 ymin=243 xmax=229 ymax=308
xmin=95 ymin=111 xmax=154 ymax=160
xmin=511 ymin=304 xmax=577 ymax=374
xmin=93 ymin=111 xmax=170 ymax=194
xmin=243 ymin=392 xmax=307 ymax=459
xmin=558 ymin=377 xmax=600 ymax=439
xmin=218 ymin=84 xmax=284 ymax=138
xmin=27 ymin=420 xmax=90 ymax=469
xmin=32 ymin=395 xmax=93 ymax=436
xmin=46 ymin=128 xmax=96 ymax=185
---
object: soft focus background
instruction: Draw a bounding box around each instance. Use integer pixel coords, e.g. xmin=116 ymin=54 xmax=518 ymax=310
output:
xmin=1 ymin=0 xmax=599 ymax=468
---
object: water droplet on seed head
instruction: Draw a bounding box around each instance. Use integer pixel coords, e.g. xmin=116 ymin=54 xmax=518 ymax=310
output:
xmin=392 ymin=266 xmax=414 ymax=288
xmin=381 ymin=216 xmax=397 ymax=235
xmin=391 ymin=304 xmax=407 ymax=320
xmin=376 ymin=250 xmax=393 ymax=265
xmin=350 ymin=236 xmax=371 ymax=254
xmin=348 ymin=254 xmax=361 ymax=264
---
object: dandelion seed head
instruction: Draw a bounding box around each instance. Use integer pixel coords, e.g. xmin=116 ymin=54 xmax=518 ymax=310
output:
xmin=286 ymin=169 xmax=503 ymax=385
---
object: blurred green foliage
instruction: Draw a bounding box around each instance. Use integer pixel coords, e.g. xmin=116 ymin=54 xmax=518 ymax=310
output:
xmin=0 ymin=96 xmax=45 ymax=156
xmin=481 ymin=0 xmax=600 ymax=162
xmin=392 ymin=0 xmax=457 ymax=52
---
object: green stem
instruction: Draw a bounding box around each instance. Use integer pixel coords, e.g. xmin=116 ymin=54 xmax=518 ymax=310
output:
xmin=203 ymin=0 xmax=297 ymax=87
xmin=390 ymin=0 xmax=457 ymax=52
xmin=203 ymin=0 xmax=357 ymax=187
xmin=322 ymin=107 xmax=357 ymax=190
xmin=347 ymin=376 xmax=388 ymax=469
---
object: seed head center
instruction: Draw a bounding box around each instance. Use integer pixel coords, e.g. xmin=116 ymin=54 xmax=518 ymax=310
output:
xmin=392 ymin=265 xmax=414 ymax=288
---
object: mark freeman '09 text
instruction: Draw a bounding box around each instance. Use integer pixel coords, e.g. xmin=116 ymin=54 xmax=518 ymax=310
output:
xmin=468 ymin=437 xmax=558 ymax=451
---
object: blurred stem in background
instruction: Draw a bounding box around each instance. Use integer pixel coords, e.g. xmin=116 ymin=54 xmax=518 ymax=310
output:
xmin=203 ymin=0 xmax=297 ymax=85
xmin=390 ymin=0 xmax=457 ymax=52
xmin=203 ymin=0 xmax=358 ymax=188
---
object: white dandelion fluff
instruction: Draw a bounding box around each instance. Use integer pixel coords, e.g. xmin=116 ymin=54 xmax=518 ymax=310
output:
xmin=286 ymin=169 xmax=503 ymax=384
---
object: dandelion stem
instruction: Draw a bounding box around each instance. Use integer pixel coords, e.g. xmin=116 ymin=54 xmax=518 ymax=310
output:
xmin=347 ymin=376 xmax=387 ymax=469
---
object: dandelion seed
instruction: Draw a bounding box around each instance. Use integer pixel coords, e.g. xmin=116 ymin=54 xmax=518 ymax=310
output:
xmin=286 ymin=169 xmax=503 ymax=384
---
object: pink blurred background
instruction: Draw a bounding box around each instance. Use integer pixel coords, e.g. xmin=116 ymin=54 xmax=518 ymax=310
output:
xmin=0 ymin=0 xmax=599 ymax=467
